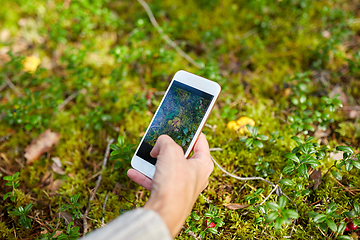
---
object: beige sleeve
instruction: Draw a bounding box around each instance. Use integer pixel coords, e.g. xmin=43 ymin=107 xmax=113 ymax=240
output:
xmin=81 ymin=208 xmax=172 ymax=240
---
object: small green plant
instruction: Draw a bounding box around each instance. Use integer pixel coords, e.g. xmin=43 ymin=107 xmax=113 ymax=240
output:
xmin=240 ymin=124 xmax=269 ymax=149
xmin=287 ymin=73 xmax=343 ymax=134
xmin=264 ymin=196 xmax=299 ymax=229
xmin=60 ymin=194 xmax=81 ymax=220
xmin=255 ymin=156 xmax=274 ymax=177
xmin=185 ymin=205 xmax=224 ymax=238
xmin=343 ymin=203 xmax=360 ymax=232
xmin=309 ymin=202 xmax=342 ymax=233
xmin=110 ymin=136 xmax=136 ymax=170
xmin=11 ymin=203 xmax=33 ymax=229
xmin=38 ymin=222 xmax=80 ymax=240
xmin=328 ymin=146 xmax=360 ymax=181
xmin=245 ymin=188 xmax=264 ymax=205
xmin=282 ymin=136 xmax=326 ymax=179
xmin=3 ymin=172 xmax=20 ymax=202
xmin=269 ymin=130 xmax=284 ymax=145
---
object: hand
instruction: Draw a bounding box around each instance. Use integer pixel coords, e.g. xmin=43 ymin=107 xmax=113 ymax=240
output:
xmin=127 ymin=133 xmax=214 ymax=237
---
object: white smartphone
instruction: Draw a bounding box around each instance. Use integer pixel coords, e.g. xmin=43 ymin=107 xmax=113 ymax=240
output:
xmin=131 ymin=70 xmax=221 ymax=179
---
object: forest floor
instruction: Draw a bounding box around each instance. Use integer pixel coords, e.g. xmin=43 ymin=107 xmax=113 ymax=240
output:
xmin=1 ymin=0 xmax=360 ymax=239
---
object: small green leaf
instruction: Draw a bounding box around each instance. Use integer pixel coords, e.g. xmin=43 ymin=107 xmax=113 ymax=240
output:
xmin=291 ymin=136 xmax=302 ymax=145
xmin=274 ymin=217 xmax=284 ymax=229
xmin=207 ymin=227 xmax=218 ymax=234
xmin=313 ymin=214 xmax=327 ymax=223
xmin=3 ymin=192 xmax=12 ymax=200
xmin=291 ymin=97 xmax=299 ymax=105
xmin=300 ymin=94 xmax=307 ymax=103
xmin=267 ymin=202 xmax=280 ymax=211
xmin=345 ymin=161 xmax=353 ymax=172
xmin=257 ymin=135 xmax=269 ymax=140
xmin=337 ymin=236 xmax=352 ymax=240
xmin=24 ymin=203 xmax=33 ymax=213
xmin=336 ymin=146 xmax=353 ymax=154
xmin=285 ymin=210 xmax=299 ymax=219
xmin=282 ymin=165 xmax=295 ymax=175
xmin=326 ymin=218 xmax=337 ymax=232
xmin=265 ymin=212 xmax=278 ymax=222
xmin=278 ymin=196 xmax=287 ymax=208
xmin=245 ymin=138 xmax=253 ymax=147
xmin=3 ymin=176 xmax=12 ymax=181
xmin=279 ymin=179 xmax=295 ymax=186
xmin=253 ymin=140 xmax=263 ymax=148
xmin=326 ymin=203 xmax=337 ymax=214
xmin=298 ymin=164 xmax=309 ymax=179
xmin=192 ymin=212 xmax=200 ymax=221
xmin=354 ymin=203 xmax=360 ymax=214
xmin=284 ymin=153 xmax=300 ymax=163
xmin=117 ymin=136 xmax=124 ymax=146
xmin=353 ymin=161 xmax=360 ymax=169
xmin=305 ymin=136 xmax=315 ymax=142
xmin=337 ymin=222 xmax=346 ymax=234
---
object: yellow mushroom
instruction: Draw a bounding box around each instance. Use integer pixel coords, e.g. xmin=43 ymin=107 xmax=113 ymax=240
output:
xmin=227 ymin=121 xmax=239 ymax=131
xmin=22 ymin=55 xmax=41 ymax=74
xmin=236 ymin=117 xmax=255 ymax=134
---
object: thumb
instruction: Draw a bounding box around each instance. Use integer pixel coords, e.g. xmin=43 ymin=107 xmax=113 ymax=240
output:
xmin=150 ymin=135 xmax=183 ymax=158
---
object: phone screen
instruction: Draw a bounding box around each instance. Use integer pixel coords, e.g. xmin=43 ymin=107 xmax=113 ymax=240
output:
xmin=136 ymin=80 xmax=214 ymax=165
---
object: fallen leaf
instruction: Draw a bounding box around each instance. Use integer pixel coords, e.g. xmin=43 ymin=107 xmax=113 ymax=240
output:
xmin=224 ymin=203 xmax=249 ymax=210
xmin=54 ymin=231 xmax=63 ymax=238
xmin=51 ymin=157 xmax=65 ymax=175
xmin=25 ymin=129 xmax=60 ymax=164
xmin=48 ymin=179 xmax=63 ymax=193
xmin=314 ymin=129 xmax=330 ymax=139
xmin=22 ymin=55 xmax=41 ymax=73
xmin=52 ymin=162 xmax=65 ymax=175
xmin=329 ymin=151 xmax=344 ymax=161
xmin=56 ymin=211 xmax=72 ymax=225
xmin=329 ymin=85 xmax=360 ymax=119
xmin=308 ymin=169 xmax=322 ymax=190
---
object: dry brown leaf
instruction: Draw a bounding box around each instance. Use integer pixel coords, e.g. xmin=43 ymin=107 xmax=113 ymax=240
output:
xmin=224 ymin=203 xmax=249 ymax=210
xmin=329 ymin=151 xmax=344 ymax=161
xmin=25 ymin=129 xmax=60 ymax=164
xmin=56 ymin=211 xmax=72 ymax=226
xmin=48 ymin=179 xmax=63 ymax=193
xmin=51 ymin=162 xmax=65 ymax=175
xmin=51 ymin=157 xmax=65 ymax=175
xmin=308 ymin=169 xmax=322 ymax=190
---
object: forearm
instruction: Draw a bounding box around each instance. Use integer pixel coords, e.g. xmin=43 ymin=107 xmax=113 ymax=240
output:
xmin=82 ymin=208 xmax=172 ymax=240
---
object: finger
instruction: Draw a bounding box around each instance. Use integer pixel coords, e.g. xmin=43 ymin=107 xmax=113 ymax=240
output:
xmin=150 ymin=134 xmax=182 ymax=158
xmin=127 ymin=168 xmax=152 ymax=190
xmin=191 ymin=133 xmax=211 ymax=160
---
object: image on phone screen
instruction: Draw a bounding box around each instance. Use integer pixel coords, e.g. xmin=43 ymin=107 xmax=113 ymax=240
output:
xmin=136 ymin=80 xmax=213 ymax=165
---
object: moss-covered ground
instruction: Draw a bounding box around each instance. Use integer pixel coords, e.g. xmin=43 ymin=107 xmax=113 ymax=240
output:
xmin=0 ymin=0 xmax=360 ymax=239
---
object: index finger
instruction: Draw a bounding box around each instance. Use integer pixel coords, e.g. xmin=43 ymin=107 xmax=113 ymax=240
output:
xmin=190 ymin=133 xmax=211 ymax=160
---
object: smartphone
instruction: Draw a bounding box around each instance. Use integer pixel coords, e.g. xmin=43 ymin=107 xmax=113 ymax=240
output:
xmin=131 ymin=70 xmax=221 ymax=179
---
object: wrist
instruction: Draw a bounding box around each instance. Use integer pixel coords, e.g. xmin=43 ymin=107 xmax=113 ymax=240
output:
xmin=144 ymin=192 xmax=192 ymax=237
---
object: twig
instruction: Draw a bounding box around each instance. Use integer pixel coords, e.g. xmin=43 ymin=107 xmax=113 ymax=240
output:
xmin=333 ymin=177 xmax=356 ymax=196
xmin=182 ymin=226 xmax=199 ymax=240
xmin=255 ymin=185 xmax=279 ymax=209
xmin=0 ymin=134 xmax=11 ymax=143
xmin=0 ymin=166 xmax=12 ymax=176
xmin=57 ymin=88 xmax=86 ymax=111
xmin=102 ymin=193 xmax=109 ymax=226
xmin=211 ymin=154 xmax=298 ymax=238
xmin=82 ymin=138 xmax=115 ymax=235
xmin=209 ymin=148 xmax=222 ymax=152
xmin=137 ymin=0 xmax=203 ymax=69
xmin=211 ymin=155 xmax=276 ymax=187
xmin=4 ymin=75 xmax=22 ymax=97
xmin=0 ymin=83 xmax=7 ymax=91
